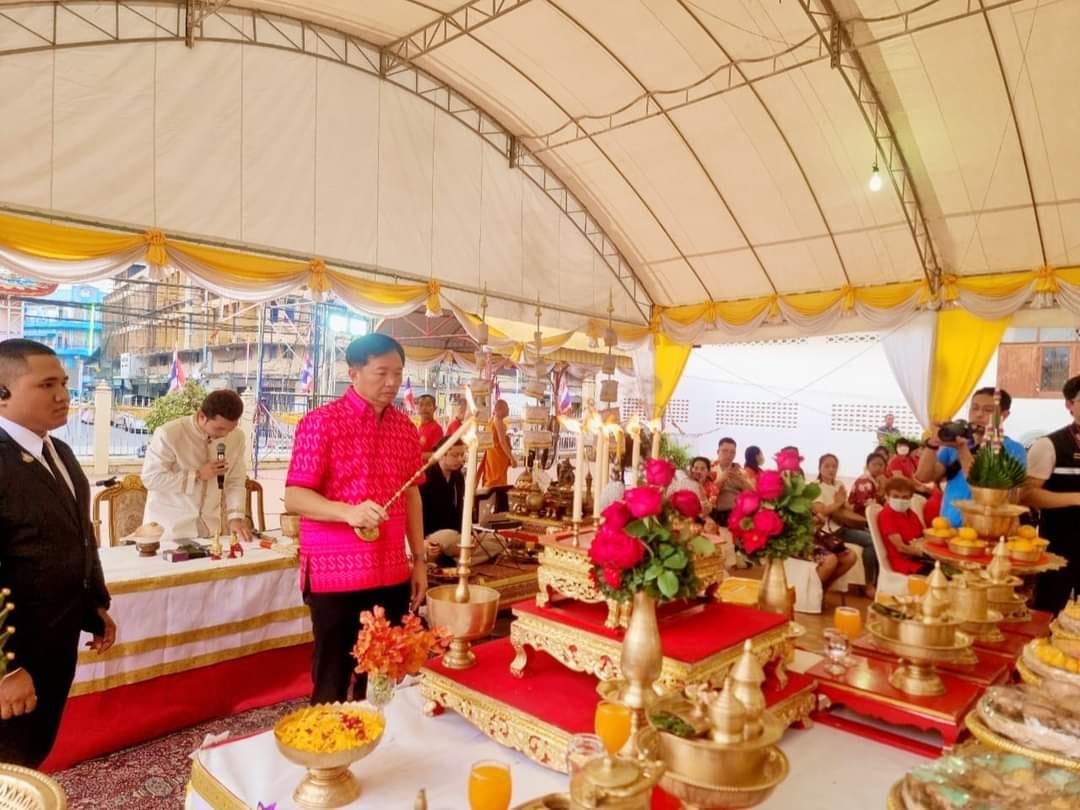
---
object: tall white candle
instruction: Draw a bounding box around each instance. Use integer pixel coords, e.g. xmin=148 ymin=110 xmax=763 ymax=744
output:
xmin=650 ymin=420 xmax=661 ymax=459
xmin=629 ymin=418 xmax=641 ymax=485
xmin=455 ymin=432 xmax=480 ymax=603
xmin=572 ymin=429 xmax=585 ymax=524
xmin=593 ymin=427 xmax=607 ymax=519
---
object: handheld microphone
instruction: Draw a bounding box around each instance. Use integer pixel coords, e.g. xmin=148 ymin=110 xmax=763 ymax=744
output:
xmin=216 ymin=443 xmax=226 ymax=490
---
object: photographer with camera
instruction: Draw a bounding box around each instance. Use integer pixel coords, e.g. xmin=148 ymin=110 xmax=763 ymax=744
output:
xmin=915 ymin=387 xmax=1027 ymax=528
xmin=1021 ymin=374 xmax=1080 ymax=613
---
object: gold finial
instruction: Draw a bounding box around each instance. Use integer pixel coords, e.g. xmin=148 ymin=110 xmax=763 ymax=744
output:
xmin=729 ymin=640 xmax=766 ymax=740
xmin=707 ymin=678 xmax=748 ymax=745
xmin=988 ymin=538 xmax=1012 ymax=583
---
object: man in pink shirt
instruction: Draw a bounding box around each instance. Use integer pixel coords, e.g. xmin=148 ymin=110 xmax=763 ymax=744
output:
xmin=416 ymin=394 xmax=444 ymax=462
xmin=284 ymin=334 xmax=428 ymax=704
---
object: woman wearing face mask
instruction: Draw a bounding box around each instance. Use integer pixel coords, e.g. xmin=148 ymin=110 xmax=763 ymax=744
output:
xmin=877 ymin=477 xmax=932 ymax=575
xmin=813 ymin=453 xmax=879 ymax=595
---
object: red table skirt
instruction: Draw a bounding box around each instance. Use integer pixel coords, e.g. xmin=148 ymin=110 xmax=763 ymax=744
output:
xmin=42 ymin=642 xmax=313 ymax=772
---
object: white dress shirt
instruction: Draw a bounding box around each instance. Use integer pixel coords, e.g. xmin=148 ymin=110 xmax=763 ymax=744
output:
xmin=141 ymin=415 xmax=247 ymax=541
xmin=0 ymin=414 xmax=76 ymax=497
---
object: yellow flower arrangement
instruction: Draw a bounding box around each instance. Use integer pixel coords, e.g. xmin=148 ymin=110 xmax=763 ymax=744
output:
xmin=275 ymin=706 xmax=385 ymax=753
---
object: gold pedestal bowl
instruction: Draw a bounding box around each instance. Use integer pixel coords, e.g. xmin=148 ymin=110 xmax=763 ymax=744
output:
xmin=273 ymin=703 xmax=384 ymax=809
xmin=0 ymin=764 xmax=67 ymax=810
xmin=658 ymin=746 xmax=789 ymax=810
xmin=867 ymin=617 xmax=972 ymax=697
xmin=425 ymin=584 xmax=500 ymax=669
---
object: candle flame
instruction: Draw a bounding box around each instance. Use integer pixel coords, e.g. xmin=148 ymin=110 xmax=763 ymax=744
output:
xmin=647 ymin=418 xmax=662 ymax=432
xmin=626 ymin=415 xmax=641 ymax=436
xmin=585 ymin=411 xmax=603 ymax=434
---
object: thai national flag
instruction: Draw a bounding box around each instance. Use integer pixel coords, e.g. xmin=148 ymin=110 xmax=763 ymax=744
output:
xmin=297 ymin=353 xmax=314 ymax=393
xmin=403 ymin=377 xmax=416 ymax=414
xmin=167 ymin=350 xmax=186 ymax=393
xmin=555 ymin=371 xmax=572 ymax=414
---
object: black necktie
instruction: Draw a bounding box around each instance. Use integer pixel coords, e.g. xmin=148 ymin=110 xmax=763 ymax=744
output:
xmin=42 ymin=440 xmax=76 ymax=503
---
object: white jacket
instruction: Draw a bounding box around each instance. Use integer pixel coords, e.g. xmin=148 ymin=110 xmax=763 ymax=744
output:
xmin=141 ymin=415 xmax=247 ymax=541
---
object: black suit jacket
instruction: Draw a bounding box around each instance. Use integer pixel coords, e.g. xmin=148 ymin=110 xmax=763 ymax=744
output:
xmin=0 ymin=428 xmax=110 ymax=683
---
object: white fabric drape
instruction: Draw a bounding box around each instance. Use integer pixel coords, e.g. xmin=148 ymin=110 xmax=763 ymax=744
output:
xmin=956 ymin=283 xmax=1036 ymax=321
xmin=165 ymin=247 xmax=307 ymax=302
xmin=853 ymin=292 xmax=922 ymax=330
xmin=0 ymin=243 xmax=149 ymax=283
xmin=881 ymin=311 xmax=937 ymax=430
xmin=776 ymin=299 xmax=846 ymax=335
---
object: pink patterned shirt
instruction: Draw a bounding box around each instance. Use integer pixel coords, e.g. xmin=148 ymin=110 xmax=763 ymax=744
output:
xmin=286 ymin=388 xmax=421 ymax=593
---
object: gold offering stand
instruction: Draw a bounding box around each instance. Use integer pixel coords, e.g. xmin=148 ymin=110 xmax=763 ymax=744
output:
xmin=636 ymin=642 xmax=790 ymax=809
xmin=981 ymin=540 xmax=1029 ymax=622
xmin=948 ymin=572 xmax=1005 ymax=644
xmin=867 ymin=565 xmax=974 ymax=697
xmin=536 ymin=533 xmax=726 ymax=630
xmin=426 ymin=424 xmax=499 ymax=669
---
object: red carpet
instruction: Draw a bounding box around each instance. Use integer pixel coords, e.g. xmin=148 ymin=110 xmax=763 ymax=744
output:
xmin=44 ymin=642 xmax=313 ymax=772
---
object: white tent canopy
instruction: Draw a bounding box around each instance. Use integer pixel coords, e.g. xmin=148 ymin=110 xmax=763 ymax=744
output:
xmin=0 ymin=0 xmax=1076 ymax=331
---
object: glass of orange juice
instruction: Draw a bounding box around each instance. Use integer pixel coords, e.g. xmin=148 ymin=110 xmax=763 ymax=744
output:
xmin=834 ymin=606 xmax=862 ymax=641
xmin=594 ymin=700 xmax=633 ymax=760
xmin=908 ymin=575 xmax=928 ymax=597
xmin=468 ymin=760 xmax=512 ymax=810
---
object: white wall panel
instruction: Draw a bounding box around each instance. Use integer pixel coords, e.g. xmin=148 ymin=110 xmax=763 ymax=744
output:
xmin=0 ymin=52 xmax=53 ymax=210
xmin=377 ymin=87 xmax=434 ymax=277
xmin=155 ymin=42 xmax=242 ymax=240
xmin=313 ymin=61 xmax=379 ymax=264
xmin=522 ymin=181 xmax=560 ymax=306
xmin=53 ymin=45 xmax=155 ymax=224
xmin=431 ymin=111 xmax=483 ymax=288
xmin=241 ymin=46 xmax=316 ymax=252
xmin=479 ymin=144 xmax=523 ymax=301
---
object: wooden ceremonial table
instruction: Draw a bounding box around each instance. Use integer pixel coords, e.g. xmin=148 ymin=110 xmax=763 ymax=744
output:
xmin=43 ymin=539 xmax=312 ymax=771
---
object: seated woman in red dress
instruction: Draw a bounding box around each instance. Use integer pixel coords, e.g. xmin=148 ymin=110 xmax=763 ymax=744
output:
xmin=876 ymin=477 xmax=933 ymax=576
xmin=848 ymin=452 xmax=887 ymax=517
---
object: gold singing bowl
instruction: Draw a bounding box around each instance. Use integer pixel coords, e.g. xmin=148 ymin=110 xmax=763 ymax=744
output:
xmin=425 ymin=584 xmax=500 ymax=669
xmin=273 ymin=703 xmax=384 ymax=809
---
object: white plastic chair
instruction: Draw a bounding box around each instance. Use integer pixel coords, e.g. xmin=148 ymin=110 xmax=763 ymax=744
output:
xmin=911 ymin=493 xmax=928 ymax=522
xmin=866 ymin=503 xmax=912 ymax=596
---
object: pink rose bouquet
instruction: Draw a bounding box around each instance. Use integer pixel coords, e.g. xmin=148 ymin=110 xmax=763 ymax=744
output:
xmin=588 ymin=481 xmax=716 ymax=603
xmin=728 ymin=462 xmax=820 ymax=562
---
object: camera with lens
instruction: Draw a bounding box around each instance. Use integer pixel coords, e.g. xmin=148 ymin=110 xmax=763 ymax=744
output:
xmin=937 ymin=419 xmax=983 ymax=444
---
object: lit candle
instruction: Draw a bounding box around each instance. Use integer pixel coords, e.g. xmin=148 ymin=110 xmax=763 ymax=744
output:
xmin=593 ymin=423 xmax=607 ymax=519
xmin=628 ymin=416 xmax=641 ymax=484
xmin=561 ymin=416 xmax=585 ymax=524
xmin=455 ymin=426 xmax=480 ymax=604
xmin=649 ymin=418 xmax=662 ymax=459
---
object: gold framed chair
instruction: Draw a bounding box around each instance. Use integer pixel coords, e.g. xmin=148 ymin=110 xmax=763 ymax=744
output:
xmin=92 ymin=474 xmax=148 ymax=546
xmin=245 ymin=478 xmax=266 ymax=533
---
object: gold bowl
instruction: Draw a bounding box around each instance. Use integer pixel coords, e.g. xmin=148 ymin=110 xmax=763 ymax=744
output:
xmin=658 ymin=746 xmax=789 ymax=809
xmin=947 ymin=538 xmax=989 ymax=558
xmin=969 ymin=486 xmax=1011 ymax=508
xmin=425 ymin=584 xmax=500 ymax=669
xmin=954 ymin=501 xmax=1027 ymax=541
xmin=280 ymin=512 xmax=301 ymax=539
xmin=273 ymin=702 xmax=384 ymax=809
xmin=0 ymin=763 xmax=67 ymax=810
xmin=1007 ymin=539 xmax=1048 ymax=563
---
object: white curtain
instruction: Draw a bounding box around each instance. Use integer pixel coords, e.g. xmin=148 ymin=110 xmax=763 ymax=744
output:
xmin=881 ymin=311 xmax=937 ymax=430
xmin=0 ymin=243 xmax=149 ymax=283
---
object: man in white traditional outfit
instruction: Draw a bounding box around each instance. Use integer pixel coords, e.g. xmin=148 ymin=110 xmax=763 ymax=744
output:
xmin=141 ymin=389 xmax=251 ymax=542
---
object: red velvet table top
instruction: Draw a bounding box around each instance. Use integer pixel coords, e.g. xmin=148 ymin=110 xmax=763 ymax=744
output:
xmin=971 ymin=629 xmax=1028 ymax=657
xmin=513 ymin=600 xmax=789 ymax=663
xmin=808 ymin=655 xmax=981 ymax=723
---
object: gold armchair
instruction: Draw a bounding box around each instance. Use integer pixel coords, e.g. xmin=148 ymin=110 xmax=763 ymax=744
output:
xmin=92 ymin=474 xmax=148 ymax=546
xmin=244 ymin=478 xmax=266 ymax=533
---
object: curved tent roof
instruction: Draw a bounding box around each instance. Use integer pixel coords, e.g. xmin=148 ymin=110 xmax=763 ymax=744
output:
xmin=0 ymin=0 xmax=1075 ymax=329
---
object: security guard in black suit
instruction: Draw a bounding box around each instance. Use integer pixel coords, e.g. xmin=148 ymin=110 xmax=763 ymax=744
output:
xmin=0 ymin=339 xmax=115 ymax=768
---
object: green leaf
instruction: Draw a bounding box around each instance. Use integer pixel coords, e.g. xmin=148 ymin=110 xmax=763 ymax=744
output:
xmin=657 ymin=570 xmax=679 ymax=598
xmin=663 ymin=549 xmax=688 ymax=570
xmin=658 ymin=543 xmax=676 ymax=559
xmin=689 ymin=535 xmax=715 ymax=556
xmin=644 ymin=562 xmax=663 ymax=581
xmin=787 ymin=498 xmax=811 ymax=515
xmin=802 ymin=483 xmax=821 ymax=501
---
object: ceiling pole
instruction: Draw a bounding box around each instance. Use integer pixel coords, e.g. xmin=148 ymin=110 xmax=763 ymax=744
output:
xmin=976 ymin=0 xmax=1048 ymax=268
xmin=796 ymin=0 xmax=942 ymax=292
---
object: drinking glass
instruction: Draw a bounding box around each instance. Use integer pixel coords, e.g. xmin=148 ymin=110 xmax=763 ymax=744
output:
xmin=823 ymin=628 xmax=849 ymax=676
xmin=907 ymin=575 xmax=929 ymax=597
xmin=594 ymin=700 xmax=633 ymax=758
xmin=566 ymin=733 xmax=604 ymax=779
xmin=468 ymin=760 xmax=512 ymax=810
xmin=834 ymin=606 xmax=863 ymax=641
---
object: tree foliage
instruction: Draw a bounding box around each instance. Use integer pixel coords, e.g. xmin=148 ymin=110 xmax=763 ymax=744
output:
xmin=144 ymin=381 xmax=207 ymax=433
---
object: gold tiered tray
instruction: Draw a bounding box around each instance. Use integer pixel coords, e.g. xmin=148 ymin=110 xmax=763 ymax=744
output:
xmin=535 ymin=531 xmax=726 ymax=629
xmin=964 ymin=712 xmax=1080 ymax=772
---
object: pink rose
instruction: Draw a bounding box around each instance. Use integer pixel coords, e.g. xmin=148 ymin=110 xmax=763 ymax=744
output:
xmin=589 ymin=526 xmax=646 ymax=570
xmin=602 ymin=501 xmax=632 ymax=530
xmin=623 ymin=485 xmax=664 ymax=518
xmin=735 ymin=490 xmax=760 ymax=516
xmin=669 ymin=489 xmax=702 ymax=518
xmin=752 ymin=508 xmax=785 ymax=538
xmin=740 ymin=530 xmax=768 ymax=555
xmin=644 ymin=458 xmax=676 ymax=488
xmin=774 ymin=449 xmax=803 ymax=473
xmin=756 ymin=470 xmax=785 ymax=500
xmin=602 ymin=567 xmax=623 ymax=589
xmin=727 ymin=510 xmax=744 ymax=533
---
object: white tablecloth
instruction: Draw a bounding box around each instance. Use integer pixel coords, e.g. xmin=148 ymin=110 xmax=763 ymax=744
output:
xmin=75 ymin=540 xmax=307 ymax=695
xmin=186 ymin=683 xmax=921 ymax=810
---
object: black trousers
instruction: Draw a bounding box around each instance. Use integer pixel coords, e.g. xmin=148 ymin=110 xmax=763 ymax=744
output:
xmin=1034 ymin=536 xmax=1078 ymax=614
xmin=304 ymin=580 xmax=412 ymax=705
xmin=0 ymin=643 xmax=78 ymax=768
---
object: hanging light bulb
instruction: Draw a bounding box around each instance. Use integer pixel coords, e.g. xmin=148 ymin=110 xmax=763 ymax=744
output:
xmin=868 ymin=162 xmax=883 ymax=193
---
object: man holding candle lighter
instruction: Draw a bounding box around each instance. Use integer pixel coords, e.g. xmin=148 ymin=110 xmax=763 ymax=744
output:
xmin=284 ymin=334 xmax=429 ymax=705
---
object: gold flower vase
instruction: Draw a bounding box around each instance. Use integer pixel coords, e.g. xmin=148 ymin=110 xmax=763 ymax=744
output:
xmin=621 ymin=591 xmax=662 ymax=712
xmin=757 ymin=556 xmax=790 ymax=617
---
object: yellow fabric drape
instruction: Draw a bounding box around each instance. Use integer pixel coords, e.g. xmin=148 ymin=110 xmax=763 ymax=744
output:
xmin=328 ymin=272 xmax=431 ymax=306
xmin=653 ymin=332 xmax=691 ymax=420
xmin=171 ymin=241 xmax=310 ymax=282
xmin=0 ymin=212 xmax=144 ymax=259
xmin=854 ymin=281 xmax=927 ymax=308
xmin=929 ymin=309 xmax=1009 ymax=423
